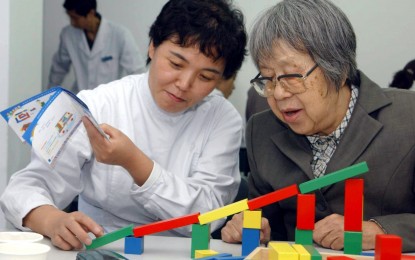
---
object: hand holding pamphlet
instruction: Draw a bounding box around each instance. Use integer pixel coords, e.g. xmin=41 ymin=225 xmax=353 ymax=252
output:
xmin=1 ymin=87 xmax=108 ymax=167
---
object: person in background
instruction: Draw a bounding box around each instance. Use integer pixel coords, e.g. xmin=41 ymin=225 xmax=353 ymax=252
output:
xmin=215 ymin=74 xmax=237 ymax=99
xmin=48 ymin=0 xmax=146 ymax=93
xmin=221 ymin=0 xmax=415 ymax=252
xmin=245 ymin=85 xmax=269 ymax=122
xmin=1 ymin=0 xmax=247 ymax=251
xmin=389 ymin=59 xmax=415 ymax=90
xmin=240 ymin=85 xmax=269 ymax=177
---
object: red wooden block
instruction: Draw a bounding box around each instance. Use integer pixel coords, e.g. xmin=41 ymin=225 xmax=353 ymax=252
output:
xmin=133 ymin=212 xmax=200 ymax=237
xmin=247 ymin=184 xmax=299 ymax=210
xmin=327 ymin=256 xmax=354 ymax=260
xmin=374 ymin=234 xmax=402 ymax=260
xmin=344 ymin=178 xmax=364 ymax=231
xmin=402 ymin=255 xmax=415 ymax=260
xmin=296 ymin=193 xmax=315 ymax=230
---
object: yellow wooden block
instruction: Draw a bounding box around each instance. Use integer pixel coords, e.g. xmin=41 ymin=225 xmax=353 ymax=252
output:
xmin=268 ymin=242 xmax=298 ymax=260
xmin=243 ymin=210 xmax=262 ymax=229
xmin=194 ymin=249 xmax=218 ymax=258
xmin=245 ymin=247 xmax=268 ymax=260
xmin=292 ymin=244 xmax=311 ymax=260
xmin=198 ymin=199 xmax=248 ymax=225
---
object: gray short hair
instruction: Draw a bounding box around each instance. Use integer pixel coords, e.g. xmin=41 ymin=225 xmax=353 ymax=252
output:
xmin=249 ymin=0 xmax=358 ymax=90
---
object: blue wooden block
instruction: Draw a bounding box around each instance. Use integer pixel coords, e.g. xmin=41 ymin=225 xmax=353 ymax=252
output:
xmin=241 ymin=228 xmax=260 ymax=256
xmin=195 ymin=253 xmax=232 ymax=260
xmin=124 ymin=235 xmax=144 ymax=255
xmin=215 ymin=256 xmax=245 ymax=260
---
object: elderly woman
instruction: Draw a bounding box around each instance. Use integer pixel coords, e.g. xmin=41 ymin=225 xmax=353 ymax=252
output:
xmin=221 ymin=0 xmax=415 ymax=252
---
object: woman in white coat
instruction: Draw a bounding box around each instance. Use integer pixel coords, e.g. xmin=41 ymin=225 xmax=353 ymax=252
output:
xmin=1 ymin=0 xmax=247 ymax=251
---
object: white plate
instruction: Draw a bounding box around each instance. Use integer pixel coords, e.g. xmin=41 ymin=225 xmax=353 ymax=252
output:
xmin=0 ymin=232 xmax=43 ymax=243
xmin=0 ymin=242 xmax=50 ymax=260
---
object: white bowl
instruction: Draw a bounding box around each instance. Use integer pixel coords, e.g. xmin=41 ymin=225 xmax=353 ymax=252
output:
xmin=0 ymin=242 xmax=50 ymax=260
xmin=0 ymin=232 xmax=43 ymax=243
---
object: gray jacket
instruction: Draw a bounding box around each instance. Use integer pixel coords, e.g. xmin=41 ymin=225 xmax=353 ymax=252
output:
xmin=246 ymin=71 xmax=415 ymax=252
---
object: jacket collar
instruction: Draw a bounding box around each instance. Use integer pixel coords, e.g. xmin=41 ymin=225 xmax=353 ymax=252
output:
xmin=79 ymin=18 xmax=109 ymax=57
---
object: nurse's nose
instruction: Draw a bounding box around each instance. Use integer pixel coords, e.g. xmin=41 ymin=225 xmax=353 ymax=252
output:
xmin=176 ymin=72 xmax=194 ymax=91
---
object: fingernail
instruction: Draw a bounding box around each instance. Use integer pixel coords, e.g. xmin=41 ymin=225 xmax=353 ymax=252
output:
xmin=85 ymin=238 xmax=92 ymax=245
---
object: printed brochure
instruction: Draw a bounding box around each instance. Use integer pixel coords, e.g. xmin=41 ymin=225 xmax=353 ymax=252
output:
xmin=1 ymin=87 xmax=107 ymax=167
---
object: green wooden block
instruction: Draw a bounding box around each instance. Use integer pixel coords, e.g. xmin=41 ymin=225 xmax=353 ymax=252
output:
xmin=295 ymin=228 xmax=313 ymax=245
xmin=190 ymin=223 xmax=210 ymax=258
xmin=344 ymin=231 xmax=362 ymax=255
xmin=302 ymin=245 xmax=322 ymax=260
xmin=86 ymin=224 xmax=134 ymax=250
xmin=299 ymin=162 xmax=368 ymax=194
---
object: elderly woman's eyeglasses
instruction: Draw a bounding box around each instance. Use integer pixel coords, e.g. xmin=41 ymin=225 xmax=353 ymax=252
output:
xmin=250 ymin=64 xmax=319 ymax=97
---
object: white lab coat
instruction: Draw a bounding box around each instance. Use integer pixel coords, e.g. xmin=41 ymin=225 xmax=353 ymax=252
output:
xmin=48 ymin=18 xmax=146 ymax=92
xmin=1 ymin=73 xmax=242 ymax=236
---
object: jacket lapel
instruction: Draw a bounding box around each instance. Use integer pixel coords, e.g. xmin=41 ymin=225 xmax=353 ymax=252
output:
xmin=271 ymin=129 xmax=314 ymax=180
xmin=78 ymin=29 xmax=91 ymax=57
xmin=90 ymin=18 xmax=108 ymax=58
xmin=324 ymin=71 xmax=391 ymax=192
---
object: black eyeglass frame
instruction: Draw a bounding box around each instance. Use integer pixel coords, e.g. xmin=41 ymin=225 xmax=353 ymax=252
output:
xmin=250 ymin=64 xmax=319 ymax=96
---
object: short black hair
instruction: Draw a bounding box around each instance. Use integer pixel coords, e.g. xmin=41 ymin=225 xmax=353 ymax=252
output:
xmin=63 ymin=0 xmax=97 ymax=17
xmin=148 ymin=0 xmax=247 ymax=79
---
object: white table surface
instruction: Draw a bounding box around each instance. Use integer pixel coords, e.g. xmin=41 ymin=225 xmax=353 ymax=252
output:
xmin=0 ymin=209 xmax=242 ymax=259
xmin=1 ymin=210 xmax=413 ymax=259
xmin=42 ymin=235 xmax=242 ymax=260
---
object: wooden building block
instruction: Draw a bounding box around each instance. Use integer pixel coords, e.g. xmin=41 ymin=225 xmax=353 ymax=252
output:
xmin=374 ymin=234 xmax=402 ymax=260
xmin=292 ymin=244 xmax=311 ymax=260
xmin=344 ymin=179 xmax=364 ymax=231
xmin=297 ymin=193 xmax=316 ymax=230
xmin=191 ymin=223 xmax=210 ymax=258
xmin=243 ymin=210 xmax=262 ymax=229
xmin=268 ymin=242 xmax=298 ymax=260
xmin=244 ymin=247 xmax=268 ymax=260
xmin=86 ymin=224 xmax=134 ymax=250
xmin=302 ymin=245 xmax=322 ymax=260
xmin=133 ymin=212 xmax=200 ymax=237
xmin=215 ymin=256 xmax=245 ymax=260
xmin=195 ymin=249 xmax=219 ymax=259
xmin=327 ymin=256 xmax=354 ymax=260
xmin=344 ymin=231 xmax=363 ymax=255
xmin=242 ymin=228 xmax=260 ymax=256
xmin=247 ymin=184 xmax=299 ymax=210
xmin=195 ymin=253 xmax=232 ymax=260
xmin=124 ymin=235 xmax=144 ymax=255
xmin=198 ymin=199 xmax=248 ymax=225
xmin=295 ymin=228 xmax=313 ymax=245
xmin=299 ymin=162 xmax=368 ymax=194
xmin=320 ymin=252 xmax=372 ymax=259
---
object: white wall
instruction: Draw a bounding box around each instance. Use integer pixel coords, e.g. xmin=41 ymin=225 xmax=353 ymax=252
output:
xmin=0 ymin=1 xmax=10 ymax=192
xmin=6 ymin=1 xmax=43 ymax=179
xmin=332 ymin=0 xmax=415 ymax=90
xmin=42 ymin=0 xmax=167 ymax=91
xmin=42 ymin=0 xmax=415 ymax=121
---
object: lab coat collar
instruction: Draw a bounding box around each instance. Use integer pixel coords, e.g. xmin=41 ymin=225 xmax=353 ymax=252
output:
xmin=78 ymin=18 xmax=110 ymax=58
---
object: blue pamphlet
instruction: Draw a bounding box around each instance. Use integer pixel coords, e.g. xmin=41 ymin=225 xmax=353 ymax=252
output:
xmin=1 ymin=87 xmax=107 ymax=167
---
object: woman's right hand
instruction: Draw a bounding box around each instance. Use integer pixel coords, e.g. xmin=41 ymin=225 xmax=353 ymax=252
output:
xmin=23 ymin=205 xmax=104 ymax=250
